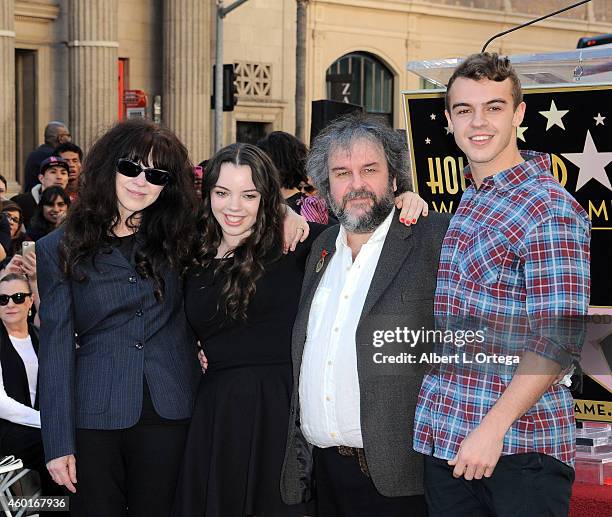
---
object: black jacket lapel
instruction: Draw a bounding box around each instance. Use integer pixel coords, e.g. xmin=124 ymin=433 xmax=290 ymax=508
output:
xmin=359 ymin=212 xmax=414 ymax=324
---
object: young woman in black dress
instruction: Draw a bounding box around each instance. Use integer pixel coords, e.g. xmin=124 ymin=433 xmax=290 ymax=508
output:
xmin=174 ymin=143 xmax=322 ymax=517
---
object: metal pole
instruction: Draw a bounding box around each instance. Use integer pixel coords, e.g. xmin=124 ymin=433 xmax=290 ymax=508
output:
xmin=214 ymin=0 xmax=250 ymax=152
xmin=222 ymin=0 xmax=250 ymax=16
xmin=214 ymin=2 xmax=224 ymax=152
xmin=295 ymin=0 xmax=308 ymax=142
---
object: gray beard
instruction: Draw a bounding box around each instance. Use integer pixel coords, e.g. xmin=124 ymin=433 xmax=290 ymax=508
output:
xmin=328 ymin=187 xmax=395 ymax=234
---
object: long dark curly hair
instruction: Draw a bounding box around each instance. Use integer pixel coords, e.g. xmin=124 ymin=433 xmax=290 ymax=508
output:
xmin=198 ymin=143 xmax=284 ymax=321
xmin=59 ymin=119 xmax=199 ymax=301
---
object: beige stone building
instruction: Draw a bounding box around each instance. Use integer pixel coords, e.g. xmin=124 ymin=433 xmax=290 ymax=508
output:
xmin=2 ymin=0 xmax=611 ymax=192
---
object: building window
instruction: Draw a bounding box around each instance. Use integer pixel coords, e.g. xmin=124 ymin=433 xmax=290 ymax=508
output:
xmin=234 ymin=61 xmax=272 ymax=98
xmin=15 ymin=49 xmax=38 ymax=186
xmin=326 ymin=52 xmax=394 ymax=125
xmin=236 ymin=121 xmax=272 ymax=145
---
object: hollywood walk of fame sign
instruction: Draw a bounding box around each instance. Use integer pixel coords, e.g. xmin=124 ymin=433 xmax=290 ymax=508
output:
xmin=402 ymin=84 xmax=612 ymax=421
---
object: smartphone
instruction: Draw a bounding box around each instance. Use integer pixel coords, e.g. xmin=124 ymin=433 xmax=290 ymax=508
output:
xmin=21 ymin=241 xmax=35 ymax=257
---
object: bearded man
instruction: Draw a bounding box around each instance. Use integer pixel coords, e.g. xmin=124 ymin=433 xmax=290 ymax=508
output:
xmin=281 ymin=112 xmax=450 ymax=517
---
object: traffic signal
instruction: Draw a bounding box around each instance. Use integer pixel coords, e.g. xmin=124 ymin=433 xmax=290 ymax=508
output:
xmin=212 ymin=64 xmax=238 ymax=112
xmin=577 ymin=33 xmax=612 ymax=48
xmin=223 ymin=64 xmax=238 ymax=112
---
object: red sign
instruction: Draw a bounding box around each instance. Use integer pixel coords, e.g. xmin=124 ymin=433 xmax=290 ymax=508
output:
xmin=124 ymin=89 xmax=147 ymax=108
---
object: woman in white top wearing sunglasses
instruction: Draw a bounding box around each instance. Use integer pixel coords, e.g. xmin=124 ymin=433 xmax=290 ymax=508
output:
xmin=0 ymin=273 xmax=65 ymax=516
xmin=35 ymin=120 xmax=206 ymax=517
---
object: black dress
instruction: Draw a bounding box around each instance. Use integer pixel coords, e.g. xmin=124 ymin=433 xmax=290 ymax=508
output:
xmin=173 ymin=228 xmax=324 ymax=517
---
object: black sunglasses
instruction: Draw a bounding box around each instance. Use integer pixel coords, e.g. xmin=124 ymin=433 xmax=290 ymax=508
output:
xmin=116 ymin=158 xmax=171 ymax=186
xmin=0 ymin=292 xmax=32 ymax=306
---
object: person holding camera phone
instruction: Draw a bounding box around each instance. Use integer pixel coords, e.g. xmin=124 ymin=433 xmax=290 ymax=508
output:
xmin=0 ymin=201 xmax=32 ymax=261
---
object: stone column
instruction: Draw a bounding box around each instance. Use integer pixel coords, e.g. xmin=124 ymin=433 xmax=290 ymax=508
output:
xmin=68 ymin=0 xmax=119 ymax=150
xmin=163 ymin=0 xmax=210 ymax=163
xmin=0 ymin=1 xmax=16 ymax=185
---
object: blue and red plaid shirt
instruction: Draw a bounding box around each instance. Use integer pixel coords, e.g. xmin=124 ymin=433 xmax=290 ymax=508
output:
xmin=413 ymin=151 xmax=591 ymax=466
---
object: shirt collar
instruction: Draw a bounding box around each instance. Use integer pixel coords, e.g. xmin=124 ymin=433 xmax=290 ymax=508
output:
xmin=337 ymin=207 xmax=395 ymax=250
xmin=464 ymin=151 xmax=551 ymax=192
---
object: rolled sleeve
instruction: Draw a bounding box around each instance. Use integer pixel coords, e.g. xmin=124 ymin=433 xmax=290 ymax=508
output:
xmin=523 ymin=215 xmax=591 ymax=366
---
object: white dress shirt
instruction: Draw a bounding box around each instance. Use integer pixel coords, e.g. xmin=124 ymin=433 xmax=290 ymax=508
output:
xmin=0 ymin=334 xmax=40 ymax=428
xmin=299 ymin=210 xmax=394 ymax=448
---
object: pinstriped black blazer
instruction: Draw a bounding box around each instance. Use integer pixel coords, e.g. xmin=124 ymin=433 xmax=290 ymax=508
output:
xmin=36 ymin=228 xmax=200 ymax=463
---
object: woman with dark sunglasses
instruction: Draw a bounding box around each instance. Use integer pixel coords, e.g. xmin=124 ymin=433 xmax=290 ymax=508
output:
xmin=0 ymin=273 xmax=65 ymax=515
xmin=35 ymin=119 xmax=203 ymax=517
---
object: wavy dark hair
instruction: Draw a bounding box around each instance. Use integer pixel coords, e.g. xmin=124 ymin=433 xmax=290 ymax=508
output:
xmin=198 ymin=143 xmax=284 ymax=321
xmin=59 ymin=119 xmax=199 ymax=301
xmin=256 ymin=131 xmax=308 ymax=190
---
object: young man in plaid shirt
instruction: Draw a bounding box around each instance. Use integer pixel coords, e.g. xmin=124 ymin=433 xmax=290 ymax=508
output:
xmin=413 ymin=53 xmax=591 ymax=516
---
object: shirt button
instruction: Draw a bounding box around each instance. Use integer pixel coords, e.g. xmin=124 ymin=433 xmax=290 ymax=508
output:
xmin=134 ymin=341 xmax=144 ymax=350
xmin=325 ymin=395 xmax=331 ymax=401
xmin=343 ymin=294 xmax=349 ymax=300
xmin=330 ymin=432 xmax=336 ymax=438
xmin=128 ymin=276 xmax=137 ymax=284
xmin=334 ymin=327 xmax=339 ymax=333
xmin=327 ymin=360 xmax=332 ymax=366
xmin=136 ymin=309 xmax=144 ymax=317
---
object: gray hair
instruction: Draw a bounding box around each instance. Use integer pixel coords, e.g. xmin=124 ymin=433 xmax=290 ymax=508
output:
xmin=306 ymin=112 xmax=411 ymax=200
xmin=44 ymin=121 xmax=68 ymax=146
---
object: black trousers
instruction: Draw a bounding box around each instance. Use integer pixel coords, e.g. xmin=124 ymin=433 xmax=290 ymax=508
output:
xmin=313 ymin=447 xmax=427 ymax=517
xmin=0 ymin=422 xmax=66 ymax=515
xmin=70 ymin=420 xmax=189 ymax=517
xmin=424 ymin=453 xmax=574 ymax=517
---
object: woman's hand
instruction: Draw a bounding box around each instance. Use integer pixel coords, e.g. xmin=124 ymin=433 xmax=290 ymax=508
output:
xmin=282 ymin=206 xmax=310 ymax=253
xmin=198 ymin=349 xmax=208 ymax=374
xmin=3 ymin=254 xmax=24 ymax=275
xmin=394 ymin=191 xmax=428 ymax=226
xmin=21 ymin=251 xmax=37 ymax=283
xmin=47 ymin=455 xmax=77 ymax=493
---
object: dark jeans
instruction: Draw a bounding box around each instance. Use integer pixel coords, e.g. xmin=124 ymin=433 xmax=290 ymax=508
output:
xmin=424 ymin=453 xmax=574 ymax=517
xmin=0 ymin=422 xmax=66 ymax=515
xmin=314 ymin=446 xmax=427 ymax=517
xmin=70 ymin=420 xmax=189 ymax=517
